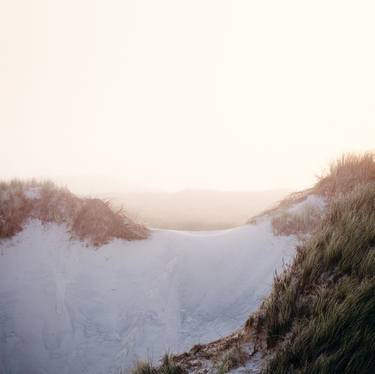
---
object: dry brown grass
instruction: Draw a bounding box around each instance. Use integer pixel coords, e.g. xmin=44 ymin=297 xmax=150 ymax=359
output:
xmin=131 ymin=355 xmax=186 ymax=374
xmin=214 ymin=343 xmax=248 ymax=373
xmin=0 ymin=179 xmax=36 ymax=237
xmin=72 ymin=199 xmax=148 ymax=245
xmin=0 ymin=179 xmax=149 ymax=245
xmin=247 ymin=189 xmax=312 ymax=225
xmin=249 ymin=152 xmax=375 ymax=237
xmin=315 ymin=152 xmax=375 ymax=197
xmin=271 ymin=204 xmax=324 ymax=237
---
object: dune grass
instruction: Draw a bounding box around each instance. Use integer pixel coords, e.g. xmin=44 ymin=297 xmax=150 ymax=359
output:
xmin=271 ymin=203 xmax=324 ymax=237
xmin=315 ymin=152 xmax=375 ymax=196
xmin=130 ymin=361 xmax=155 ymax=374
xmin=0 ymin=179 xmax=148 ymax=245
xmin=214 ymin=343 xmax=247 ymax=373
xmin=246 ymin=182 xmax=375 ymax=373
xmin=250 ymin=152 xmax=375 ymax=237
xmin=131 ymin=355 xmax=185 ymax=374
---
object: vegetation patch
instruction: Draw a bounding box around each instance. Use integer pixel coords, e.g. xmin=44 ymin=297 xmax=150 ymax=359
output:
xmin=247 ymin=189 xmax=312 ymax=225
xmin=250 ymin=153 xmax=375 ymax=234
xmin=214 ymin=343 xmax=248 ymax=373
xmin=0 ymin=180 xmax=32 ymax=238
xmin=0 ymin=179 xmax=148 ymax=245
xmin=247 ymin=182 xmax=375 ymax=373
xmin=271 ymin=203 xmax=324 ymax=237
xmin=131 ymin=355 xmax=185 ymax=374
xmin=315 ymin=152 xmax=375 ymax=196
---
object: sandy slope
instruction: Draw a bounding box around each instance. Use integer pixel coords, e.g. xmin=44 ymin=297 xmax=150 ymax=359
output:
xmin=0 ymin=219 xmax=296 ymax=374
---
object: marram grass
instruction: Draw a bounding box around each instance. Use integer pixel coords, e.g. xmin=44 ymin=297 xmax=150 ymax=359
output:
xmin=248 ymin=183 xmax=375 ymax=374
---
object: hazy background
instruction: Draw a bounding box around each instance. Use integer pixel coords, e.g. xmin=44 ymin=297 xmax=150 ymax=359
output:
xmin=1 ymin=1 xmax=374 ymax=227
xmin=98 ymin=189 xmax=289 ymax=230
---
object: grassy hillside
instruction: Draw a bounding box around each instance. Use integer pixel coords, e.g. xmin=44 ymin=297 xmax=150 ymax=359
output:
xmin=246 ymin=152 xmax=375 ymax=373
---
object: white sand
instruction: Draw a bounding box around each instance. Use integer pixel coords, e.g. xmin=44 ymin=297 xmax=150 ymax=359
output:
xmin=0 ymin=217 xmax=297 ymax=373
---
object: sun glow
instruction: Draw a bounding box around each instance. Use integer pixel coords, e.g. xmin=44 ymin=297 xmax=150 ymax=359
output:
xmin=1 ymin=0 xmax=374 ymax=192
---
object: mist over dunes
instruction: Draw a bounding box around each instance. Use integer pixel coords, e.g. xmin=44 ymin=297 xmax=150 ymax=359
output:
xmin=101 ymin=189 xmax=291 ymax=230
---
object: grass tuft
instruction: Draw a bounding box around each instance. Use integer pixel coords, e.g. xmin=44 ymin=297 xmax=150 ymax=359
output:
xmin=214 ymin=343 xmax=247 ymax=373
xmin=159 ymin=354 xmax=185 ymax=374
xmin=131 ymin=361 xmax=156 ymax=374
xmin=271 ymin=203 xmax=324 ymax=237
xmin=131 ymin=355 xmax=185 ymax=374
xmin=315 ymin=152 xmax=375 ymax=197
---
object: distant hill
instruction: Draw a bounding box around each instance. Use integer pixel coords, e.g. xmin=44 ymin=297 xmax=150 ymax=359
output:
xmin=101 ymin=189 xmax=291 ymax=230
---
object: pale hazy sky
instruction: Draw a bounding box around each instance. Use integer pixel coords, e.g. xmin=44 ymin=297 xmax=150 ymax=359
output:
xmin=1 ymin=1 xmax=374 ymax=192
